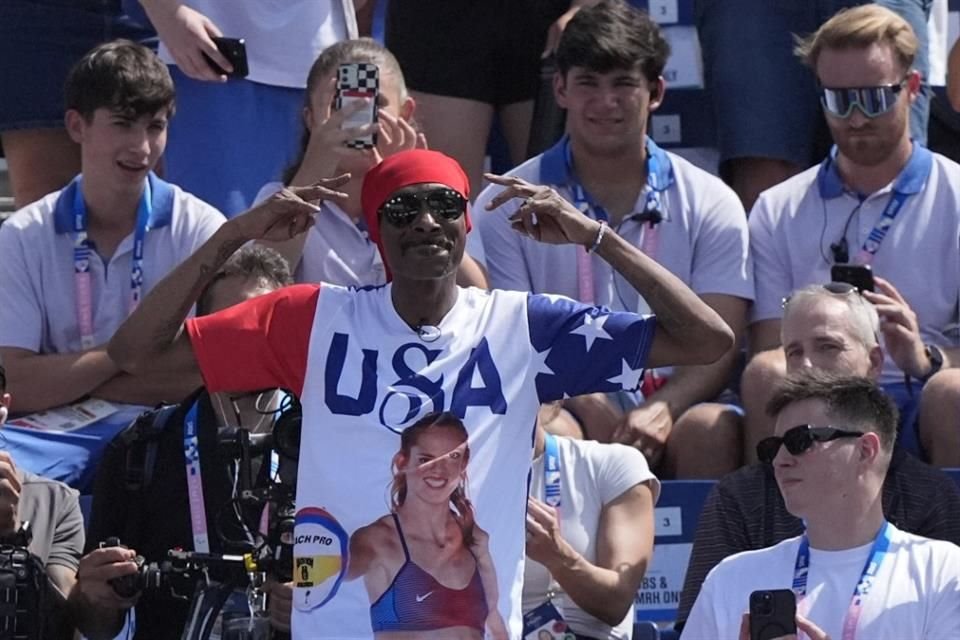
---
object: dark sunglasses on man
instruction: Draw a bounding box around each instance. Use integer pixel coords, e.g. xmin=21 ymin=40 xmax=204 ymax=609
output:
xmin=757 ymin=424 xmax=864 ymax=464
xmin=819 ymin=77 xmax=909 ymax=119
xmin=378 ymin=188 xmax=467 ymax=227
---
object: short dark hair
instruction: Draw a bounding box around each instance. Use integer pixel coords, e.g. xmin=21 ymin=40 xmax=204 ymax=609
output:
xmin=556 ymin=0 xmax=670 ymax=82
xmin=65 ymin=40 xmax=175 ymax=121
xmin=767 ymin=370 xmax=899 ymax=452
xmin=196 ymin=246 xmax=293 ymax=317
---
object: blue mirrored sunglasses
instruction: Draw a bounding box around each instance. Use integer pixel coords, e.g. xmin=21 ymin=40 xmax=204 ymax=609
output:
xmin=820 ymin=80 xmax=907 ymax=119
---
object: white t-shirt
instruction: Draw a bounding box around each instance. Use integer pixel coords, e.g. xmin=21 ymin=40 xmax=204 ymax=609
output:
xmin=525 ymin=437 xmax=660 ymax=640
xmin=159 ymin=1 xmax=357 ymax=87
xmin=186 ymin=284 xmax=657 ymax=639
xmin=682 ymin=524 xmax=960 ymax=640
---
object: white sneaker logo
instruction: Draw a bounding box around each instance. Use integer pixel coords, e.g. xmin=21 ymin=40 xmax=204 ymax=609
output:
xmin=415 ymin=591 xmax=434 ymax=603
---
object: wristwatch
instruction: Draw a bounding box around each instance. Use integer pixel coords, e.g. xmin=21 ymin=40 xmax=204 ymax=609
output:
xmin=920 ymin=344 xmax=944 ymax=383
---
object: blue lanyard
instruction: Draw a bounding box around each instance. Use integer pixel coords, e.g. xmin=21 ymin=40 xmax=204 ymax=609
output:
xmin=72 ymin=178 xmax=152 ymax=348
xmin=792 ymin=521 xmax=892 ymax=640
xmin=855 ymin=191 xmax=910 ymax=264
xmin=563 ymin=137 xmax=663 ymax=224
xmin=543 ymin=433 xmax=561 ymax=509
xmin=183 ymin=401 xmax=211 ymax=553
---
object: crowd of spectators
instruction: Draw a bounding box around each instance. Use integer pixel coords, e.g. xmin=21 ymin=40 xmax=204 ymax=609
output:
xmin=0 ymin=0 xmax=958 ymax=638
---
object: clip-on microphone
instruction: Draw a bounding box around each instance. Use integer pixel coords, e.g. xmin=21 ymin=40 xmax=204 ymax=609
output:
xmin=830 ymin=237 xmax=849 ymax=264
xmin=632 ymin=207 xmax=663 ymax=226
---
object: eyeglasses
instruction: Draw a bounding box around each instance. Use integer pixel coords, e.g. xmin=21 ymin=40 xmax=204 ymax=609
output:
xmin=378 ymin=188 xmax=467 ymax=227
xmin=781 ymin=281 xmax=858 ymax=309
xmin=756 ymin=424 xmax=864 ymax=464
xmin=820 ymin=79 xmax=907 ymax=119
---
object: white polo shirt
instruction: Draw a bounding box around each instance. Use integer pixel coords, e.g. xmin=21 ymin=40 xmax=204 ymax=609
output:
xmin=0 ymin=173 xmax=225 ymax=359
xmin=749 ymin=145 xmax=960 ymax=386
xmin=474 ymin=136 xmax=754 ymax=313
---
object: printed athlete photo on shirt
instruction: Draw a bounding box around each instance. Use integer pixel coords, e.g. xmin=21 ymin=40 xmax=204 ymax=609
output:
xmin=346 ymin=412 xmax=507 ymax=639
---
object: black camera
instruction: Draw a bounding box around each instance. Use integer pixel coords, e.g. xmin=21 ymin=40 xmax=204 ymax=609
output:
xmin=0 ymin=539 xmax=46 ymax=640
xmin=100 ymin=537 xmax=164 ymax=599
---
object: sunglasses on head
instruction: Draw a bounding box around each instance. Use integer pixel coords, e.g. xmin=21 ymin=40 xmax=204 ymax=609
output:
xmin=756 ymin=424 xmax=864 ymax=464
xmin=378 ymin=188 xmax=467 ymax=227
xmin=820 ymin=79 xmax=907 ymax=119
xmin=781 ymin=281 xmax=859 ymax=309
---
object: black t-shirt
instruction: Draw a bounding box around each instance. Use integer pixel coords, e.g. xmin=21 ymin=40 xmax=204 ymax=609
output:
xmin=87 ymin=391 xmax=273 ymax=640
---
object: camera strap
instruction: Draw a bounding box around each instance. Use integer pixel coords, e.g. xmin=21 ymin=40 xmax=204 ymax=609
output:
xmin=853 ymin=191 xmax=909 ymax=266
xmin=792 ymin=520 xmax=892 ymax=640
xmin=563 ymin=137 xmax=663 ymax=312
xmin=72 ymin=177 xmax=152 ymax=349
xmin=183 ymin=401 xmax=211 ymax=553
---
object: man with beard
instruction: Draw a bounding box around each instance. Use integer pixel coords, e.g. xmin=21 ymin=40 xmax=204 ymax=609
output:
xmin=742 ymin=4 xmax=960 ymax=469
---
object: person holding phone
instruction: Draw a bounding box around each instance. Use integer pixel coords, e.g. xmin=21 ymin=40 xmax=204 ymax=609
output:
xmin=682 ymin=371 xmax=960 ymax=640
xmin=744 ymin=4 xmax=960 ymax=468
xmin=138 ymin=0 xmax=361 ymax=216
xmin=254 ymin=38 xmax=488 ymax=289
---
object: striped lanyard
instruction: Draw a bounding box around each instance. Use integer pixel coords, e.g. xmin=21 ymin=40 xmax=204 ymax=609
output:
xmin=543 ymin=433 xmax=561 ymax=511
xmin=792 ymin=521 xmax=892 ymax=640
xmin=183 ymin=401 xmax=211 ymax=553
xmin=853 ymin=191 xmax=909 ymax=266
xmin=565 ymin=139 xmax=663 ymax=307
xmin=72 ymin=179 xmax=151 ymax=349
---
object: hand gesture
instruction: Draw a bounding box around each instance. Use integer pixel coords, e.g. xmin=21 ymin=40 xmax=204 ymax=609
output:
xmin=611 ymin=401 xmax=673 ymax=469
xmin=525 ymin=497 xmax=574 ymax=570
xmin=265 ymin=579 xmax=293 ymax=632
xmin=73 ymin=546 xmax=141 ymax=610
xmin=863 ymin=277 xmax=928 ymax=378
xmin=233 ymin=177 xmax=350 ymax=242
xmin=0 ymin=453 xmax=20 ymax=536
xmin=374 ymin=108 xmax=427 ymax=162
xmin=483 ymin=174 xmax=599 ymax=246
xmin=143 ymin=4 xmax=232 ymax=82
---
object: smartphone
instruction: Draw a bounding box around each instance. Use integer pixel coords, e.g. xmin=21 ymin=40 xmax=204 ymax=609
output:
xmin=831 ymin=263 xmax=875 ymax=292
xmin=749 ymin=590 xmax=797 ymax=640
xmin=335 ymin=62 xmax=379 ymax=149
xmin=203 ymin=36 xmax=248 ymax=78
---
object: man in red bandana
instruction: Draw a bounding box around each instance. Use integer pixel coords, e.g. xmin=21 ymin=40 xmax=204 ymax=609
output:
xmin=100 ymin=149 xmax=733 ymax=638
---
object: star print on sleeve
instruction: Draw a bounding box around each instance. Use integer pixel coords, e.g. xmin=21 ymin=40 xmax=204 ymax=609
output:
xmin=526 ymin=293 xmax=656 ymax=402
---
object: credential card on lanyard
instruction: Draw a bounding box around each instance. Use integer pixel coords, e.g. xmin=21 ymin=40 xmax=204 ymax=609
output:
xmin=183 ymin=402 xmax=211 ymax=553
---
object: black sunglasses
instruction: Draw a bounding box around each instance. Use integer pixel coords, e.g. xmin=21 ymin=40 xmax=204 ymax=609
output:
xmin=781 ymin=281 xmax=858 ymax=309
xmin=756 ymin=424 xmax=864 ymax=464
xmin=378 ymin=188 xmax=467 ymax=227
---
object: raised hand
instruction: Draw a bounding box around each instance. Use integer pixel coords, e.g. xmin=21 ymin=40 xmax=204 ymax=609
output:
xmin=483 ymin=173 xmax=599 ymax=246
xmin=233 ymin=176 xmax=350 ymax=243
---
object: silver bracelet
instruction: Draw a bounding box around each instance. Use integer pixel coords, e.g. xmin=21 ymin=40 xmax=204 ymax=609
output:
xmin=586 ymin=220 xmax=608 ymax=254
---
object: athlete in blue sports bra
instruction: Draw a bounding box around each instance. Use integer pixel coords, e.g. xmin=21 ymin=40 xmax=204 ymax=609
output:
xmin=369 ymin=513 xmax=488 ymax=633
xmin=347 ymin=412 xmax=509 ymax=639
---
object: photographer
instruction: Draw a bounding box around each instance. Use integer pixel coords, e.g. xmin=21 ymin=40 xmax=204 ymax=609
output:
xmin=0 ymin=357 xmax=85 ymax=640
xmin=71 ymin=247 xmax=296 ymax=639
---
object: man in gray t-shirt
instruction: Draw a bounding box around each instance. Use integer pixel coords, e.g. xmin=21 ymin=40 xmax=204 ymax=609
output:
xmin=0 ymin=358 xmax=85 ymax=639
